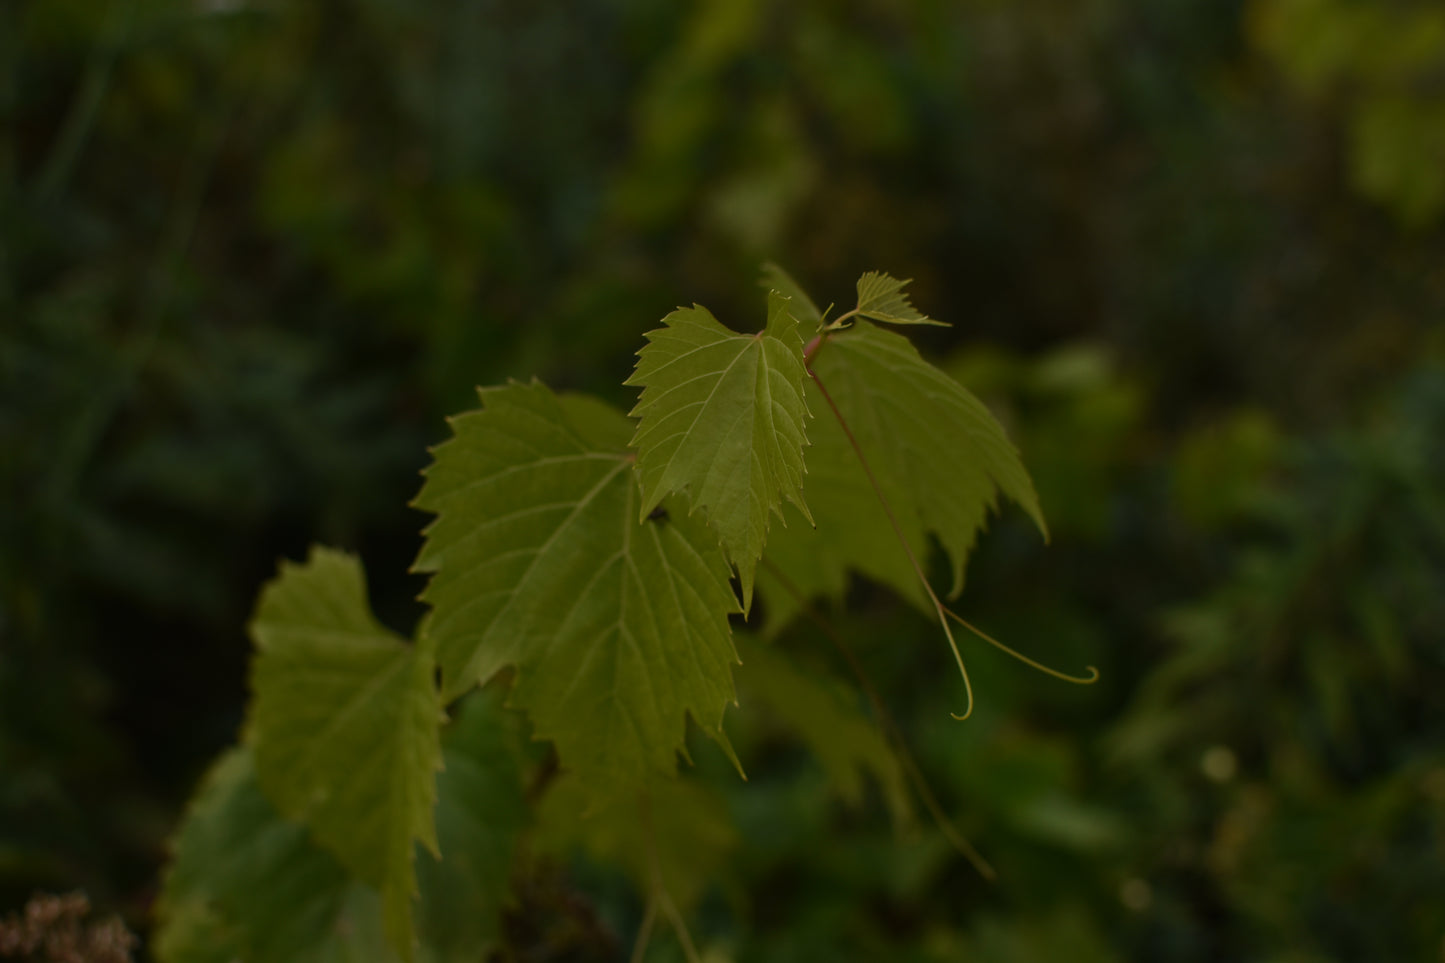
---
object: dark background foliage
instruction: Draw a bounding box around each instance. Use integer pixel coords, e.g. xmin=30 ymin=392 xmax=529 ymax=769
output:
xmin=3 ymin=0 xmax=1443 ymax=959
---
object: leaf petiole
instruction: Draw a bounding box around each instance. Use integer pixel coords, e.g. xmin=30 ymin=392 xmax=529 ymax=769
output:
xmin=823 ymin=306 xmax=861 ymax=331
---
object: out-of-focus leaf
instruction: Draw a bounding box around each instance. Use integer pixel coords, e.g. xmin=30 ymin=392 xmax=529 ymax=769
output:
xmin=535 ymin=773 xmax=737 ymax=913
xmin=735 ymin=636 xmax=911 ymax=826
xmin=154 ymin=750 xmax=394 ymax=963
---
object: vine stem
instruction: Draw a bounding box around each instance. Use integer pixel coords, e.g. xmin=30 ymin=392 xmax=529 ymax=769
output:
xmin=806 ymin=366 xmax=980 ymax=720
xmin=759 ymin=558 xmax=997 ymax=880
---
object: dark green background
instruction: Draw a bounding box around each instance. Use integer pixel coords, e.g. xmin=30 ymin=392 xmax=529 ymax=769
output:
xmin=4 ymin=0 xmax=1443 ymax=959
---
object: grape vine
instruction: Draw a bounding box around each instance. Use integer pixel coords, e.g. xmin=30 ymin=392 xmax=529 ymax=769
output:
xmin=155 ymin=267 xmax=1093 ymax=962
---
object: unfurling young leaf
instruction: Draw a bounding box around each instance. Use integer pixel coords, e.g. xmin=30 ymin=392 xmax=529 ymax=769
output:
xmin=853 ymin=271 xmax=948 ymax=327
xmin=626 ymin=291 xmax=813 ymax=611
xmin=413 ymin=380 xmax=741 ymax=798
xmin=246 ymin=547 xmax=443 ymax=960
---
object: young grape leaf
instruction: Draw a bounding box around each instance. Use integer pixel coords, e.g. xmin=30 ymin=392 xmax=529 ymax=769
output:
xmin=246 ymin=547 xmax=443 ymax=960
xmin=734 ymin=636 xmax=911 ymax=826
xmin=854 ymin=271 xmax=947 ymax=327
xmin=154 ymin=749 xmax=394 ymax=963
xmin=626 ymin=291 xmax=813 ymax=612
xmin=413 ymin=380 xmax=741 ymax=797
xmin=761 ymin=320 xmax=1044 ymax=631
xmin=759 ymin=261 xmax=823 ymax=324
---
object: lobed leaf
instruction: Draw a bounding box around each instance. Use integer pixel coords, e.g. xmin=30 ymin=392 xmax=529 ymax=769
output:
xmin=762 ymin=320 xmax=1045 ymax=631
xmin=246 ymin=547 xmax=443 ymax=960
xmin=626 ymin=292 xmax=813 ymax=611
xmin=854 ymin=271 xmax=947 ymax=327
xmin=413 ymin=380 xmax=741 ymax=797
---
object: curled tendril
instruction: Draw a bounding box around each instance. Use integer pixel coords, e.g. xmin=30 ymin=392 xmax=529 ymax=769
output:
xmin=943 ymin=606 xmax=1100 ymax=685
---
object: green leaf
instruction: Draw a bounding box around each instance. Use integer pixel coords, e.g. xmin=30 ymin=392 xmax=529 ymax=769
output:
xmin=625 ymin=292 xmax=813 ymax=611
xmin=154 ymin=749 xmax=396 ymax=963
xmin=761 ymin=321 xmax=1044 ymax=631
xmin=246 ymin=547 xmax=443 ymax=960
xmin=413 ymin=380 xmax=741 ymax=796
xmin=759 ymin=261 xmax=822 ymax=324
xmin=735 ymin=636 xmax=911 ymax=826
xmin=853 ymin=271 xmax=947 ymax=327
xmin=157 ymin=727 xmax=527 ymax=963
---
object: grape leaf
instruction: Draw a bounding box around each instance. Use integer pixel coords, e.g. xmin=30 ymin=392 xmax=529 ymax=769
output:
xmin=154 ymin=749 xmax=395 ymax=963
xmin=246 ymin=547 xmax=443 ymax=959
xmin=854 ymin=271 xmax=947 ymax=327
xmin=158 ymin=697 xmax=528 ymax=963
xmin=759 ymin=261 xmax=823 ymax=324
xmin=413 ymin=380 xmax=741 ymax=796
xmin=761 ymin=320 xmax=1045 ymax=631
xmin=734 ymin=636 xmax=911 ymax=826
xmin=625 ymin=291 xmax=813 ymax=611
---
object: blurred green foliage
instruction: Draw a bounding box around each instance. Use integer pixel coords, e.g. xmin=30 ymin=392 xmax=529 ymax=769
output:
xmin=4 ymin=0 xmax=1443 ymax=959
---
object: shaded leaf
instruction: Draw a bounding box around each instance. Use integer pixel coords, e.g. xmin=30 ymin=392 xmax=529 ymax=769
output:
xmin=154 ymin=749 xmax=396 ymax=963
xmin=735 ymin=636 xmax=911 ymax=826
xmin=626 ymin=293 xmax=813 ymax=611
xmin=158 ymin=702 xmax=527 ymax=963
xmin=416 ymin=688 xmax=530 ymax=961
xmin=247 ymin=548 xmax=443 ymax=959
xmin=413 ymin=380 xmax=741 ymax=797
xmin=534 ymin=773 xmax=737 ymax=912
